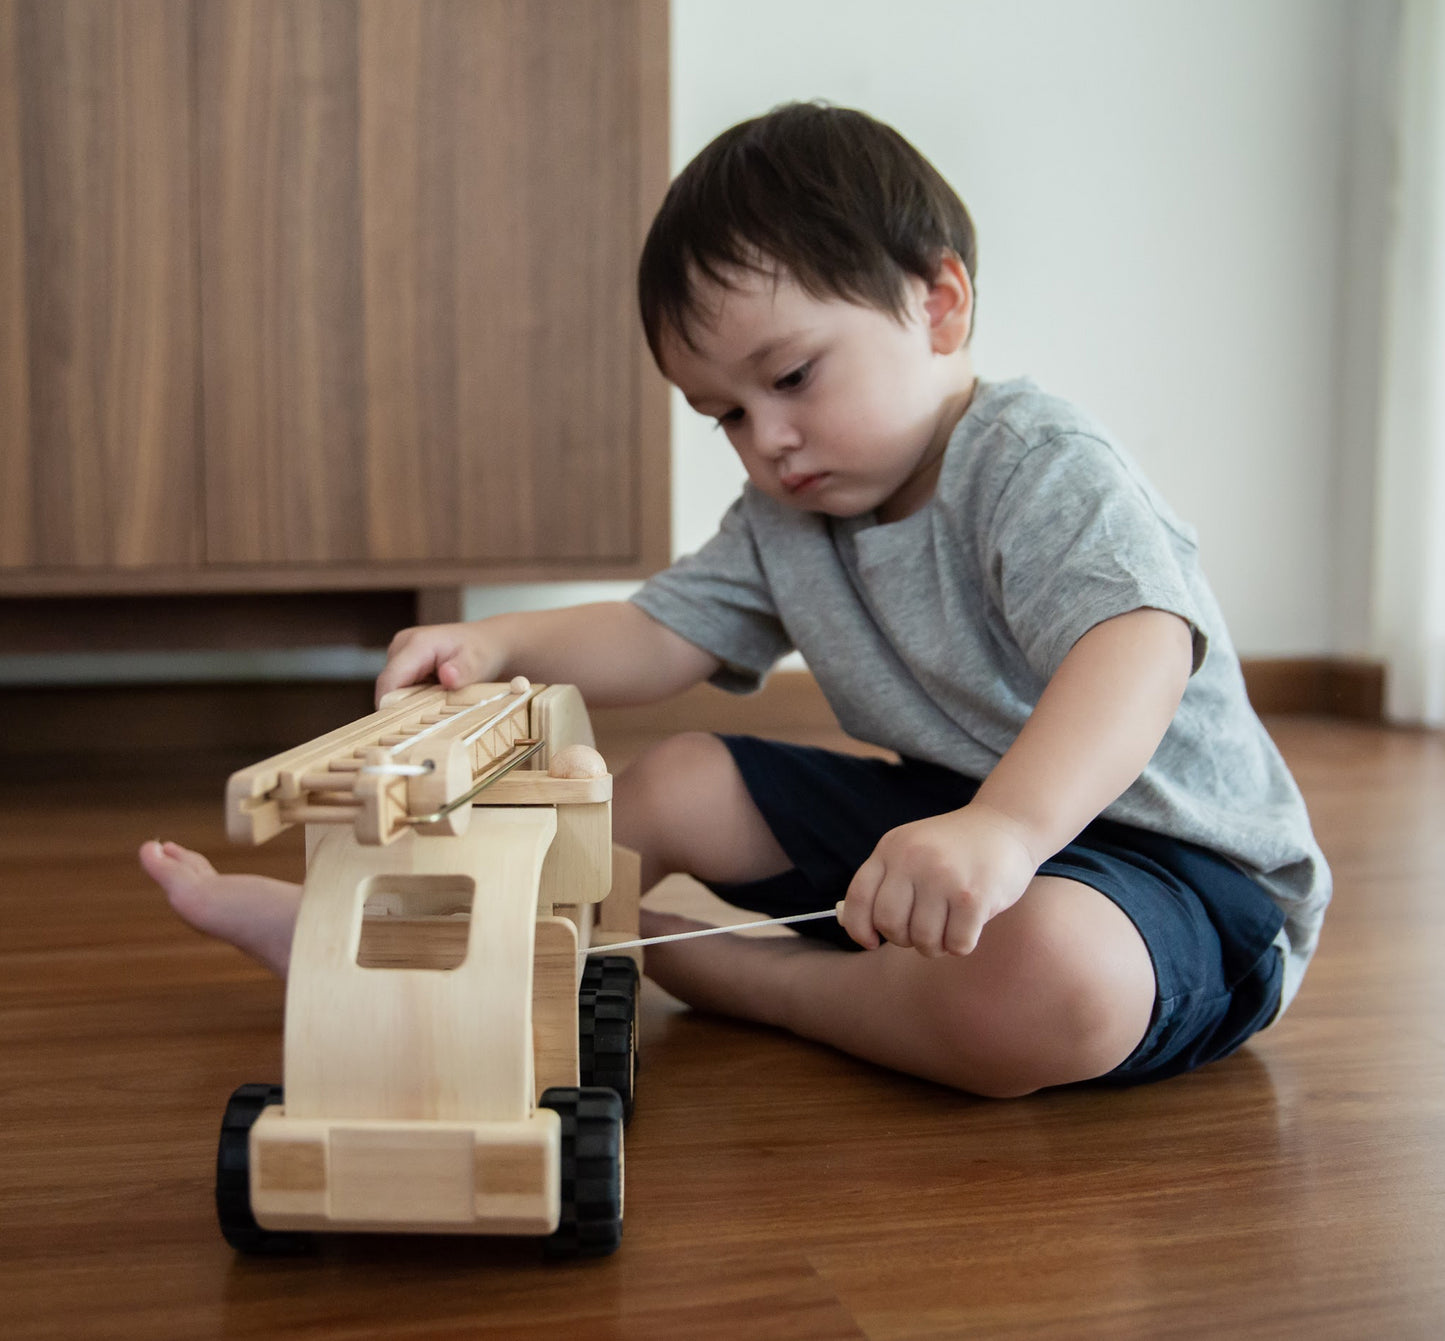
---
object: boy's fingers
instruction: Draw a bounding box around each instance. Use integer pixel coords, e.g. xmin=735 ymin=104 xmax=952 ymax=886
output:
xmin=437 ymin=649 xmax=478 ymax=690
xmin=385 ymin=625 xmax=418 ymax=655
xmin=869 ymin=873 xmax=917 ymax=947
xmin=375 ymin=659 xmax=417 ymax=704
xmin=842 ymin=858 xmax=884 ymax=949
xmin=908 ymin=899 xmax=949 ymax=958
xmin=942 ymin=904 xmax=983 ymax=956
xmin=375 ymin=639 xmax=446 ymax=704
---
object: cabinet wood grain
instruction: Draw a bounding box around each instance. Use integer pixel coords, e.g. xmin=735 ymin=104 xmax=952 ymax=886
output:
xmin=0 ymin=0 xmax=669 ymax=595
xmin=196 ymin=0 xmax=654 ymax=567
xmin=0 ymin=0 xmax=200 ymax=571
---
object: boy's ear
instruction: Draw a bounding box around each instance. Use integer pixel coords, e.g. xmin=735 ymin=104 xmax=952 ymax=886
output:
xmin=922 ymin=252 xmax=973 ymax=354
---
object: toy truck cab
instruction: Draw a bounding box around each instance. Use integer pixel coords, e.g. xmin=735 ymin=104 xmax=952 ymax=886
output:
xmin=213 ymin=681 xmax=642 ymax=1258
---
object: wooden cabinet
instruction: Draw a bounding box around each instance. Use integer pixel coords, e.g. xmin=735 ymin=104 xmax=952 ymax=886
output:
xmin=0 ymin=0 xmax=200 ymax=573
xmin=0 ymin=0 xmax=669 ymax=595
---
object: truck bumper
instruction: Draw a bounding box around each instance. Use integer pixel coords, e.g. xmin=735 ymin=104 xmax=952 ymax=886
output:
xmin=248 ymin=1106 xmax=561 ymax=1236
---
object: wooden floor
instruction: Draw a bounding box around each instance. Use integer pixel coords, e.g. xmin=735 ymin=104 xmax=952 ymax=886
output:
xmin=2 ymin=713 xmax=1442 ymax=1339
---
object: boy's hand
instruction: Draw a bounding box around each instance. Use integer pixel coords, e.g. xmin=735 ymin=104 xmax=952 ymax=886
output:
xmin=840 ymin=804 xmax=1042 ymax=957
xmin=374 ymin=622 xmax=503 ymax=706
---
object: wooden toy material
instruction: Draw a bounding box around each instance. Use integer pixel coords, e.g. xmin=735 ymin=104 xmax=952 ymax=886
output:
xmin=215 ymin=682 xmax=640 ymax=1259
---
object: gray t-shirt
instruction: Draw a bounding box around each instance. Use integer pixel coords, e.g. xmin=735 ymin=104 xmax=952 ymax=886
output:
xmin=631 ymin=377 xmax=1329 ymax=1012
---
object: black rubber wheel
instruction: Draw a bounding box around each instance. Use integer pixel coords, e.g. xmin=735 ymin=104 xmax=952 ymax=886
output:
xmin=579 ymin=956 xmax=639 ymax=1122
xmin=216 ymin=1084 xmax=317 ymax=1256
xmin=581 ymin=954 xmax=639 ymax=999
xmin=539 ymin=1086 xmax=624 ymax=1259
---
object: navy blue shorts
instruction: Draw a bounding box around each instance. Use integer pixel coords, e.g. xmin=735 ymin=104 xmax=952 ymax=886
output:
xmin=704 ymin=736 xmax=1285 ymax=1087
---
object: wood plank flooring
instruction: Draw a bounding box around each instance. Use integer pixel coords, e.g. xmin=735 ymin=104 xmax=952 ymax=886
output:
xmin=1 ymin=714 xmax=1441 ymax=1339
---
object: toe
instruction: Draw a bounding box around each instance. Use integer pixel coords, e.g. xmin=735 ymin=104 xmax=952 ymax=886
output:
xmin=164 ymin=842 xmax=216 ymax=878
xmin=139 ymin=841 xmax=215 ymax=923
xmin=138 ymin=839 xmax=173 ymax=880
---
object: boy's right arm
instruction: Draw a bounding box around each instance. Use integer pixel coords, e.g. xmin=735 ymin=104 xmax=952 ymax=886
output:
xmin=374 ymin=601 xmax=721 ymax=708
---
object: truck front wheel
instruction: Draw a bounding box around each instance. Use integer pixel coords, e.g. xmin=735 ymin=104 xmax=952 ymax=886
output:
xmin=215 ymin=1084 xmax=317 ymax=1256
xmin=539 ymin=1086 xmax=624 ymax=1259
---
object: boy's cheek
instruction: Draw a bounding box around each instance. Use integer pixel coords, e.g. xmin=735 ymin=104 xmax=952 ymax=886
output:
xmin=737 ymin=453 xmax=783 ymax=493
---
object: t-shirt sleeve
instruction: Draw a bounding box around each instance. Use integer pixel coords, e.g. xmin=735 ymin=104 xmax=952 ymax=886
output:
xmin=983 ymin=433 xmax=1209 ymax=680
xmin=629 ymin=495 xmax=794 ymax=693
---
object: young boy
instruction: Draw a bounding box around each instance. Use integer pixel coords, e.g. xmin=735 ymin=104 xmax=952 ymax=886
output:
xmin=142 ymin=103 xmax=1329 ymax=1098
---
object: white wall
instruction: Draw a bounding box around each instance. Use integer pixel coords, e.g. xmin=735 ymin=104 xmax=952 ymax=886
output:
xmin=0 ymin=0 xmax=1385 ymax=685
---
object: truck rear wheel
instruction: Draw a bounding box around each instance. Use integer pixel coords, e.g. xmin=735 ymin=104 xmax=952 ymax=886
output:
xmin=579 ymin=956 xmax=639 ymax=1122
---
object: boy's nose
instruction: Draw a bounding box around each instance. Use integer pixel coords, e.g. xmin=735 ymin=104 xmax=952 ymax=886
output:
xmin=751 ymin=409 xmax=802 ymax=459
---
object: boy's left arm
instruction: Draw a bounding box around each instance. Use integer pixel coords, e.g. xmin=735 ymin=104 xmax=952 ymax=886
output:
xmin=840 ymin=607 xmax=1195 ymax=957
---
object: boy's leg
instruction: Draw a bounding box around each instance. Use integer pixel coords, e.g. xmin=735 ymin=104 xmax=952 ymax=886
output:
xmin=613 ymin=731 xmax=795 ymax=891
xmin=617 ymin=731 xmax=1157 ymax=1097
xmin=139 ymin=840 xmax=302 ymax=976
xmin=641 ymin=876 xmax=1157 ymax=1098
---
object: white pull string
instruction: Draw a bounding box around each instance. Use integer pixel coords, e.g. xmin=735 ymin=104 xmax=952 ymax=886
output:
xmin=586 ymin=902 xmax=844 ymax=955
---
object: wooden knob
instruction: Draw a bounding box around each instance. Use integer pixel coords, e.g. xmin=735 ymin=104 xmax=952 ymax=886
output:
xmin=509 ymin=676 xmax=531 ymax=694
xmin=548 ymin=744 xmax=607 ymax=779
xmin=404 ymin=738 xmax=473 ymax=837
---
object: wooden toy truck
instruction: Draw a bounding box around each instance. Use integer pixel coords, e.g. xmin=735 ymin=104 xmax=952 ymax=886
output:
xmin=213 ymin=679 xmax=642 ymax=1258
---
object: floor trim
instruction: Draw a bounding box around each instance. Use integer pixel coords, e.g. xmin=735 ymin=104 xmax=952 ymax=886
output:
xmin=1237 ymin=657 xmax=1385 ymax=719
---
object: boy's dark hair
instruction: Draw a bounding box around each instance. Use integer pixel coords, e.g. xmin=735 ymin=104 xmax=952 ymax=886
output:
xmin=637 ymin=101 xmax=978 ymax=362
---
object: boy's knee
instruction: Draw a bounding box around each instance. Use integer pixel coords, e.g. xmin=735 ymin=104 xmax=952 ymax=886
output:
xmin=632 ymin=730 xmax=731 ymax=773
xmin=937 ymin=983 xmax=1143 ymax=1099
xmin=1037 ymin=961 xmax=1150 ymax=1089
xmin=612 ymin=734 xmax=762 ymax=867
xmin=614 ymin=733 xmax=784 ymax=884
xmin=615 ymin=732 xmax=732 ymax=814
xmin=935 ymin=886 xmax=1155 ymax=1096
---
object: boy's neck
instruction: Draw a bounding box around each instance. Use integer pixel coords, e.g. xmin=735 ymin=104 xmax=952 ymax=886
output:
xmin=876 ymin=360 xmax=979 ymax=524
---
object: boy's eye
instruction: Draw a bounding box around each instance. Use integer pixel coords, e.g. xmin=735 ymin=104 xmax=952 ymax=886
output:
xmin=774 ymin=362 xmax=811 ymax=391
xmin=714 ymin=408 xmax=744 ymax=428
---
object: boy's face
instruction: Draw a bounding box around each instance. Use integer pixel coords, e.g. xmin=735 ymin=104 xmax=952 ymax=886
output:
xmin=658 ymin=264 xmax=973 ymax=523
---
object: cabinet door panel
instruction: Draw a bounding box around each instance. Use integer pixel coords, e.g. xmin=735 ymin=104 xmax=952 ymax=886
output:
xmin=199 ymin=0 xmax=645 ymax=567
xmin=0 ymin=0 xmax=200 ymax=570
xmin=196 ymin=0 xmax=368 ymax=565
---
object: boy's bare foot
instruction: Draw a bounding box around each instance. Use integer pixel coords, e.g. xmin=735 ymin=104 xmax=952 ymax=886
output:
xmin=139 ymin=840 xmax=300 ymax=977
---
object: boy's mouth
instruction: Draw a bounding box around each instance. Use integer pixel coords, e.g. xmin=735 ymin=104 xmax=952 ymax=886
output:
xmin=780 ymin=471 xmax=827 ymax=496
